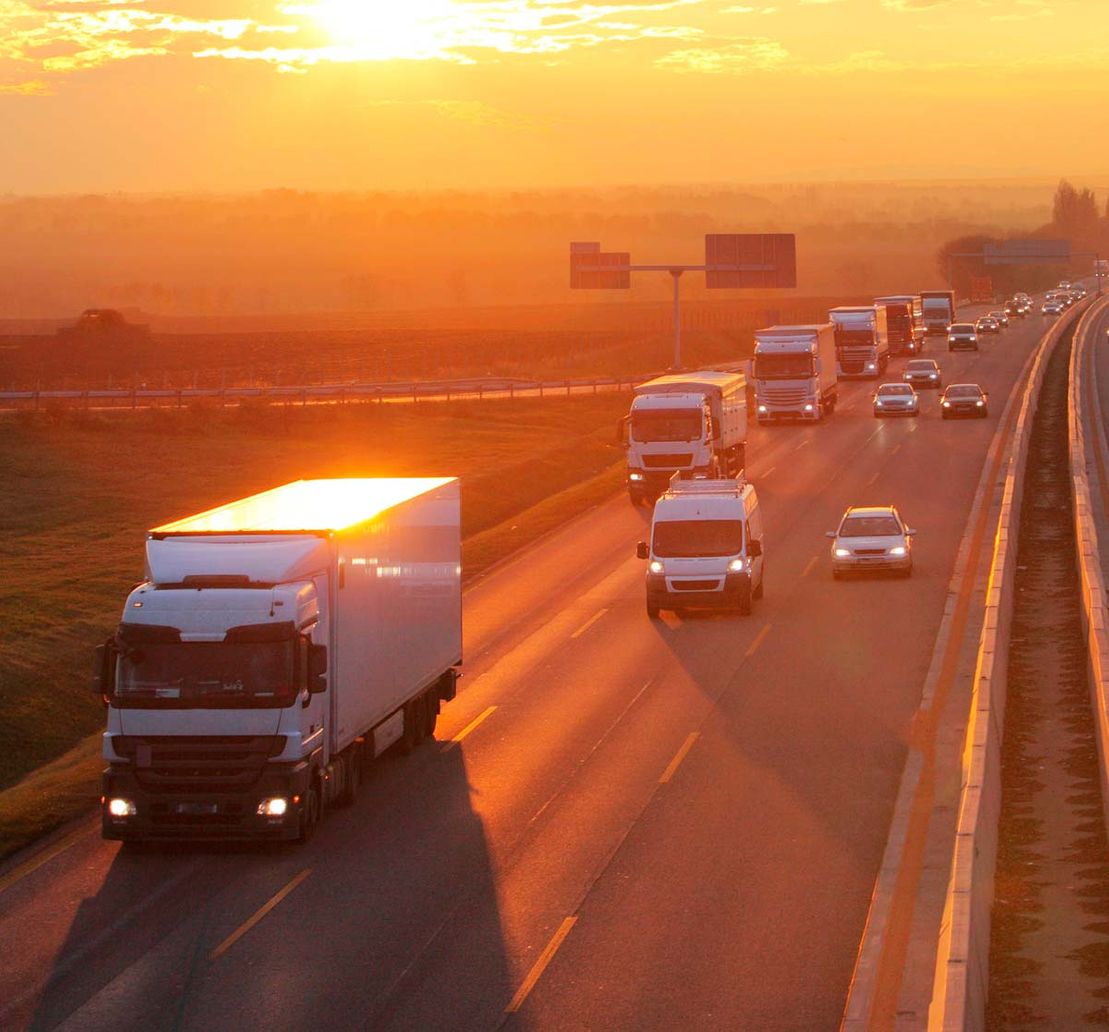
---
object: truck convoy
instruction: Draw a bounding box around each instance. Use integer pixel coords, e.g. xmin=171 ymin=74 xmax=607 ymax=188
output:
xmin=752 ymin=323 xmax=837 ymax=422
xmin=94 ymin=478 xmax=463 ymax=844
xmin=920 ymin=290 xmax=956 ymax=337
xmin=873 ymin=295 xmax=924 ymax=355
xmin=637 ymin=474 xmax=765 ymax=617
xmin=828 ymin=306 xmax=890 ymax=379
xmin=622 ymin=370 xmax=748 ymax=504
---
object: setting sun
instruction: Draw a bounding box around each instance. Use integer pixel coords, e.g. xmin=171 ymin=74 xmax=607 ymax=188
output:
xmin=301 ymin=0 xmax=465 ymax=61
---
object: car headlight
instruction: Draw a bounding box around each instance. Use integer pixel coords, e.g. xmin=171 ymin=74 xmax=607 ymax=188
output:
xmin=803 ymin=404 xmax=814 ymax=412
xmin=834 ymin=547 xmax=851 ymax=558
xmin=257 ymin=797 xmax=288 ymax=817
xmin=866 ymin=363 xmax=876 ymax=371
xmin=875 ymin=400 xmax=884 ymax=407
xmin=930 ymin=373 xmax=938 ymax=379
xmin=728 ymin=558 xmax=746 ymax=572
xmin=107 ymin=797 xmax=137 ymax=818
xmin=757 ymin=405 xmax=768 ymax=413
xmin=629 ymin=473 xmax=644 ymax=481
xmin=648 ymin=560 xmax=663 ymax=574
xmin=889 ymin=546 xmax=907 ymax=556
xmin=976 ymin=400 xmax=984 ymax=407
xmin=943 ymin=401 xmax=951 ymax=407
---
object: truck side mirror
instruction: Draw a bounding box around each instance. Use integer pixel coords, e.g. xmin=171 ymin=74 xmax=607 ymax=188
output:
xmin=616 ymin=416 xmax=629 ymax=445
xmin=92 ymin=639 xmax=115 ymax=699
xmin=307 ymin=643 xmax=328 ymax=694
xmin=636 ymin=541 xmax=649 ymax=560
xmin=748 ymin=540 xmax=762 ymax=558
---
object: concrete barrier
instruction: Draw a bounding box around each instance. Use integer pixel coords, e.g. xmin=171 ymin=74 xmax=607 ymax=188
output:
xmin=1067 ymin=297 xmax=1109 ymax=836
xmin=927 ymin=301 xmax=1090 ymax=1032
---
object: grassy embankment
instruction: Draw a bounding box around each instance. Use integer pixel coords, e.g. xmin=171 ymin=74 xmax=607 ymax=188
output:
xmin=0 ymin=393 xmax=628 ymax=860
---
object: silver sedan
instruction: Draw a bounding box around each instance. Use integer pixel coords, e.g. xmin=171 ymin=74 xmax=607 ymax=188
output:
xmin=872 ymin=382 xmax=920 ymax=417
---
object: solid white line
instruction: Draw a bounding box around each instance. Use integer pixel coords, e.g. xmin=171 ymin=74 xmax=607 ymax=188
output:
xmin=570 ymin=607 xmax=609 ymax=639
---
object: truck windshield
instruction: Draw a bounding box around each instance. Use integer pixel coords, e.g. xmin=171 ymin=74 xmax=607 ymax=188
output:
xmin=653 ymin=519 xmax=743 ymax=558
xmin=115 ymin=640 xmax=297 ymax=709
xmin=834 ymin=329 xmax=874 ymax=347
xmin=754 ymin=354 xmax=813 ymax=379
xmin=631 ymin=409 xmax=701 ymax=442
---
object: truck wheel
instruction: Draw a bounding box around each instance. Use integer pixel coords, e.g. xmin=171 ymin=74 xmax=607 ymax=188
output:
xmin=335 ymin=747 xmax=360 ymax=807
xmin=424 ymin=688 xmax=440 ymax=739
xmin=400 ymin=699 xmax=426 ymax=753
xmin=298 ymin=779 xmax=321 ymax=843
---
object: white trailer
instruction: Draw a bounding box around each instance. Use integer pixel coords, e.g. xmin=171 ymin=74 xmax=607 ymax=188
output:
xmin=752 ymin=324 xmax=837 ymax=422
xmin=94 ymin=478 xmax=462 ymax=843
xmin=828 ymin=306 xmax=890 ymax=379
xmin=621 ymin=370 xmax=748 ymax=504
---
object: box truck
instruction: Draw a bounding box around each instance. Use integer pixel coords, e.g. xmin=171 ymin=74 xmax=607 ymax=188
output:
xmin=94 ymin=478 xmax=462 ymax=843
xmin=752 ymin=323 xmax=837 ymax=422
xmin=828 ymin=306 xmax=890 ymax=379
xmin=874 ymin=295 xmax=924 ymax=355
xmin=621 ymin=370 xmax=748 ymax=504
xmin=920 ymin=290 xmax=956 ymax=337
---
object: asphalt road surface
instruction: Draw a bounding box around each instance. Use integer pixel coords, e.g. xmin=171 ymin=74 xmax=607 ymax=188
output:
xmin=0 ymin=306 xmax=1052 ymax=1031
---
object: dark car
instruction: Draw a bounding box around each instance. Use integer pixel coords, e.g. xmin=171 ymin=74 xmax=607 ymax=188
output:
xmin=940 ymin=383 xmax=989 ymax=419
xmin=947 ymin=323 xmax=979 ymax=351
xmin=975 ymin=316 xmax=1000 ymax=334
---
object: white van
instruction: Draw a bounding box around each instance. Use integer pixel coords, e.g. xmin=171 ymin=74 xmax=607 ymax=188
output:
xmin=636 ymin=474 xmax=765 ymax=617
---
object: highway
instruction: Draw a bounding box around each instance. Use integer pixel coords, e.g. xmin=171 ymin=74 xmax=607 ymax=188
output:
xmin=0 ymin=309 xmax=1052 ymax=1031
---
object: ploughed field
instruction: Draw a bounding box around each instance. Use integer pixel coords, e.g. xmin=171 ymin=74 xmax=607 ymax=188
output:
xmin=0 ymin=395 xmax=627 ymax=809
xmin=0 ymin=296 xmax=847 ymax=390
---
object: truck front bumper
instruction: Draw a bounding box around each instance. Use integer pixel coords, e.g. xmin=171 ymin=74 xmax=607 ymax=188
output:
xmin=756 ymin=403 xmax=820 ymax=422
xmin=101 ymin=761 xmax=312 ymax=842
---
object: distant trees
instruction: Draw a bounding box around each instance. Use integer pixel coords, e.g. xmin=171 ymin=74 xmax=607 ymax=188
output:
xmin=1053 ymin=180 xmax=1099 ymax=235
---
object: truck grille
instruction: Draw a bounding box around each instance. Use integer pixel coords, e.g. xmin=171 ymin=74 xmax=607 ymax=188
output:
xmin=764 ymin=386 xmax=807 ymax=405
xmin=112 ymin=735 xmax=282 ymax=793
xmin=643 ymin=454 xmax=693 ymax=468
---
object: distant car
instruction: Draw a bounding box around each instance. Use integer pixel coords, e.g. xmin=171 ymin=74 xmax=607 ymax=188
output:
xmin=988 ymin=310 xmax=1010 ymax=328
xmin=873 ymin=383 xmax=920 ymax=417
xmin=827 ymin=505 xmax=915 ymax=579
xmin=976 ymin=316 xmax=1001 ymax=334
xmin=904 ymin=358 xmax=942 ymax=389
xmin=1004 ymin=300 xmax=1026 ymax=318
xmin=1042 ymin=300 xmax=1064 ymax=315
xmin=947 ymin=323 xmax=979 ymax=351
xmin=940 ymin=383 xmax=989 ymax=419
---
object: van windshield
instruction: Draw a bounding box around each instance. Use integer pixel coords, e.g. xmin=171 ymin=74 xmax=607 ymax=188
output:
xmin=653 ymin=519 xmax=743 ymax=558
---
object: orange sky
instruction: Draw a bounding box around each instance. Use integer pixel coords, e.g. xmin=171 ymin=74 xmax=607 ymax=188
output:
xmin=2 ymin=0 xmax=1108 ymax=193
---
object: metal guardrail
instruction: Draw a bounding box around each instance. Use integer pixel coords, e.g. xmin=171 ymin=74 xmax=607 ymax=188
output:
xmin=927 ymin=300 xmax=1089 ymax=1031
xmin=0 ymin=374 xmax=641 ymax=411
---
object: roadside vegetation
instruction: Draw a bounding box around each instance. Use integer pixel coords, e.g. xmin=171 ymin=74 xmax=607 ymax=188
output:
xmin=0 ymin=393 xmax=628 ymax=858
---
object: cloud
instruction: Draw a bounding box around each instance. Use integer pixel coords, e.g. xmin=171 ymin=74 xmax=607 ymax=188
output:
xmin=881 ymin=0 xmax=951 ymax=9
xmin=655 ymin=36 xmax=788 ymax=72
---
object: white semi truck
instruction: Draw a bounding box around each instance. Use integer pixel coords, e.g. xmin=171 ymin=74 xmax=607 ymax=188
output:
xmin=920 ymin=290 xmax=956 ymax=337
xmin=94 ymin=478 xmax=462 ymax=844
xmin=828 ymin=306 xmax=890 ymax=379
xmin=752 ymin=323 xmax=838 ymax=422
xmin=621 ymin=370 xmax=748 ymax=504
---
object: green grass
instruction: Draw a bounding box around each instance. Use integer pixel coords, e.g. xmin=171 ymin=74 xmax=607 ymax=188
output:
xmin=0 ymin=394 xmax=629 ymax=806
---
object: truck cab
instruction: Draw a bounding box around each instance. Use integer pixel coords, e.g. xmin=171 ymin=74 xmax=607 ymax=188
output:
xmin=637 ymin=475 xmax=764 ymax=617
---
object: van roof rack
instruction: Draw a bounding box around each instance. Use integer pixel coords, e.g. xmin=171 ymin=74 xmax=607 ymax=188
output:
xmin=666 ymin=471 xmax=746 ymax=494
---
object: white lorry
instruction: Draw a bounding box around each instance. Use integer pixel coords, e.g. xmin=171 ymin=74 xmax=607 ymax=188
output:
xmin=752 ymin=323 xmax=838 ymax=422
xmin=94 ymin=478 xmax=462 ymax=844
xmin=622 ymin=370 xmax=748 ymax=504
xmin=828 ymin=306 xmax=890 ymax=379
xmin=636 ymin=474 xmax=765 ymax=617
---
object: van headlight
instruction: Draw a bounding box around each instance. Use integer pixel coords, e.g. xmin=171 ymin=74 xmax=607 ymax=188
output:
xmin=728 ymin=558 xmax=746 ymax=572
xmin=757 ymin=405 xmax=768 ymax=413
xmin=107 ymin=797 xmax=137 ymax=818
xmin=648 ymin=560 xmax=664 ymax=574
xmin=629 ymin=473 xmax=644 ymax=481
xmin=889 ymin=546 xmax=907 ymax=556
xmin=976 ymin=400 xmax=984 ymax=407
xmin=834 ymin=547 xmax=851 ymax=558
xmin=866 ymin=363 xmax=876 ymax=371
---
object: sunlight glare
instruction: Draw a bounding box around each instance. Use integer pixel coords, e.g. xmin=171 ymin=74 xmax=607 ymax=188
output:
xmin=307 ymin=0 xmax=464 ymax=61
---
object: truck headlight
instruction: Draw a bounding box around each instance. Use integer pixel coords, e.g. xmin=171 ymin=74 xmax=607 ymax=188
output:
xmin=107 ymin=797 xmax=137 ymax=818
xmin=629 ymin=473 xmax=644 ymax=481
xmin=648 ymin=560 xmax=664 ymax=574
xmin=757 ymin=405 xmax=768 ymax=413
xmin=834 ymin=547 xmax=851 ymax=558
xmin=889 ymin=546 xmax=907 ymax=556
xmin=976 ymin=400 xmax=984 ymax=407
xmin=728 ymin=558 xmax=746 ymax=572
xmin=866 ymin=363 xmax=876 ymax=371
xmin=257 ymin=797 xmax=288 ymax=817
xmin=943 ymin=401 xmax=951 ymax=407
xmin=803 ymin=404 xmax=814 ymax=412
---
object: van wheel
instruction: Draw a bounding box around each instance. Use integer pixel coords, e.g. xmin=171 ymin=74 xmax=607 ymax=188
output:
xmin=737 ymin=585 xmax=752 ymax=616
xmin=646 ymin=601 xmax=660 ymax=619
xmin=753 ymin=575 xmax=764 ymax=600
